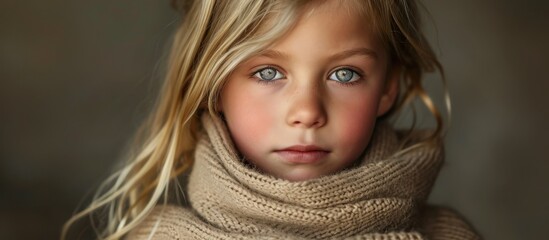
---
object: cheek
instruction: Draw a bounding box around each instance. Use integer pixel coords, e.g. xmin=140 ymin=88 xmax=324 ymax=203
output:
xmin=229 ymin=106 xmax=272 ymax=141
xmin=333 ymin=92 xmax=381 ymax=152
xmin=221 ymin=81 xmax=276 ymax=154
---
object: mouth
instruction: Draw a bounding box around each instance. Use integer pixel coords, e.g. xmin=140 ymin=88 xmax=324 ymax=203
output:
xmin=274 ymin=145 xmax=330 ymax=164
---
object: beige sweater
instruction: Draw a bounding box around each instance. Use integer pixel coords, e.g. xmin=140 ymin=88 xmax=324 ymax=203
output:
xmin=128 ymin=114 xmax=479 ymax=239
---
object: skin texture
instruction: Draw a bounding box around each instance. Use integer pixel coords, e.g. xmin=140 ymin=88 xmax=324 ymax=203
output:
xmin=220 ymin=1 xmax=399 ymax=181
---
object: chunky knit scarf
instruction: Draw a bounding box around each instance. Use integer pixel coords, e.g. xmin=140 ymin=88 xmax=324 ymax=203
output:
xmin=128 ymin=114 xmax=479 ymax=239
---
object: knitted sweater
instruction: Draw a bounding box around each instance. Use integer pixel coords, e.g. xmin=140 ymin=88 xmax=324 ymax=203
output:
xmin=127 ymin=114 xmax=480 ymax=239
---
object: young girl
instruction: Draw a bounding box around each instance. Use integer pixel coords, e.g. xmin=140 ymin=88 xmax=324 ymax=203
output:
xmin=64 ymin=0 xmax=479 ymax=239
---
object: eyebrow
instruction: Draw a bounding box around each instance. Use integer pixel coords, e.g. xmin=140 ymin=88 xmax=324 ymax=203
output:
xmin=330 ymin=48 xmax=378 ymax=60
xmin=257 ymin=49 xmax=290 ymax=60
xmin=257 ymin=47 xmax=378 ymax=61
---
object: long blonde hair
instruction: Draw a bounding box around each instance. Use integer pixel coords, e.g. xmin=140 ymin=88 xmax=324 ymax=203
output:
xmin=62 ymin=0 xmax=446 ymax=239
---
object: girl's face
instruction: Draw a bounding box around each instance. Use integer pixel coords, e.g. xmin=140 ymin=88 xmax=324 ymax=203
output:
xmin=220 ymin=1 xmax=398 ymax=181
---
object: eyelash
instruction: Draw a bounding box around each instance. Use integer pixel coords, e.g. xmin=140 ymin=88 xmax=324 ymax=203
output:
xmin=251 ymin=65 xmax=285 ymax=85
xmin=329 ymin=67 xmax=362 ymax=86
xmin=250 ymin=66 xmax=363 ymax=86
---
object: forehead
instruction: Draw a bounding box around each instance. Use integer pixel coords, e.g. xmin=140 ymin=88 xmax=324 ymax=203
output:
xmin=264 ymin=0 xmax=385 ymax=60
xmin=254 ymin=0 xmax=380 ymax=40
xmin=301 ymin=0 xmax=377 ymax=30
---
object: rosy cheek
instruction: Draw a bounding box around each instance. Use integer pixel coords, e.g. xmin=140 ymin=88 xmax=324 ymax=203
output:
xmin=335 ymin=96 xmax=380 ymax=153
xmin=223 ymin=85 xmax=276 ymax=156
xmin=232 ymin=108 xmax=272 ymax=140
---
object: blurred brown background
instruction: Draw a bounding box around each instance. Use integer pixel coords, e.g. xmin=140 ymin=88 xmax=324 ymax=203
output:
xmin=1 ymin=0 xmax=548 ymax=239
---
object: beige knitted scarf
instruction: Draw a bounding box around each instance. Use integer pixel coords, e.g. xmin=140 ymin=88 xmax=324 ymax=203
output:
xmin=128 ymin=114 xmax=480 ymax=239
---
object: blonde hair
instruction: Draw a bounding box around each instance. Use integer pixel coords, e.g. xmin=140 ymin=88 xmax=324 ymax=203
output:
xmin=62 ymin=0 xmax=446 ymax=239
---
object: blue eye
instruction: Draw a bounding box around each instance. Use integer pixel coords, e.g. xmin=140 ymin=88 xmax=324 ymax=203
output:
xmin=253 ymin=67 xmax=285 ymax=81
xmin=329 ymin=68 xmax=360 ymax=83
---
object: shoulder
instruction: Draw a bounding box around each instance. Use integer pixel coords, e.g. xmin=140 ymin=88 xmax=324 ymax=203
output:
xmin=419 ymin=205 xmax=481 ymax=240
xmin=125 ymin=205 xmax=189 ymax=240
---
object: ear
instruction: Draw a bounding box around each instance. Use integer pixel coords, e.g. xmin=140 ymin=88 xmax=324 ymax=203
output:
xmin=376 ymin=64 xmax=400 ymax=116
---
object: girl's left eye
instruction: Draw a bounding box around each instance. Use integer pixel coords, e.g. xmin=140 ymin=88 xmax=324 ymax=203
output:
xmin=253 ymin=67 xmax=285 ymax=81
xmin=328 ymin=68 xmax=360 ymax=83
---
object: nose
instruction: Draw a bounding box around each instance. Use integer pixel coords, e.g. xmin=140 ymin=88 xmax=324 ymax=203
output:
xmin=285 ymin=83 xmax=327 ymax=129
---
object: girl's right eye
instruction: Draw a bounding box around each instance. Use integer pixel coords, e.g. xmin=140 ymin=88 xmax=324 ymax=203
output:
xmin=253 ymin=67 xmax=285 ymax=81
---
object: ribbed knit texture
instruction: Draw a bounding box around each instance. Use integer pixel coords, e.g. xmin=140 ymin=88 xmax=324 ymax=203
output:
xmin=128 ymin=114 xmax=480 ymax=239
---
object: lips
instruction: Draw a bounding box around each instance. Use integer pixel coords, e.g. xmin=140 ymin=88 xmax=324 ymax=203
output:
xmin=275 ymin=145 xmax=330 ymax=164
